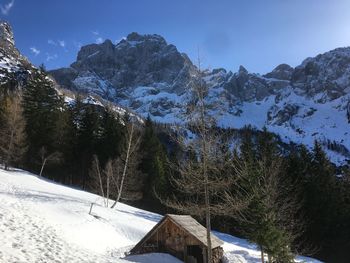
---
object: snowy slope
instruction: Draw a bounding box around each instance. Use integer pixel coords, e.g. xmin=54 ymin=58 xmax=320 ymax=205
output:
xmin=0 ymin=169 xmax=322 ymax=263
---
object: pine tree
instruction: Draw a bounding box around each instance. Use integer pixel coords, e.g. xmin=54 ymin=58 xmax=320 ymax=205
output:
xmin=98 ymin=107 xmax=123 ymax=165
xmin=77 ymin=104 xmax=101 ymax=188
xmin=233 ymin=130 xmax=301 ymax=263
xmin=22 ymin=71 xmax=63 ymax=169
xmin=303 ymin=141 xmax=337 ymax=249
xmin=139 ymin=117 xmax=168 ymax=202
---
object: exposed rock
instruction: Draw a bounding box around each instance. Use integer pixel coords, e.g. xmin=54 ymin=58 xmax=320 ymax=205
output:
xmin=291 ymin=47 xmax=350 ymax=100
xmin=51 ymin=32 xmax=195 ymax=96
xmin=268 ymin=104 xmax=300 ymax=125
xmin=0 ymin=21 xmax=35 ymax=87
xmin=264 ymin=64 xmax=293 ymax=80
xmin=0 ymin=21 xmax=15 ymax=49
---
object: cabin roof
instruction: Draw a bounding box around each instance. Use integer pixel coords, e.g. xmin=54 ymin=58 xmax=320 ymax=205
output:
xmin=131 ymin=214 xmax=224 ymax=253
xmin=167 ymin=214 xmax=224 ymax=248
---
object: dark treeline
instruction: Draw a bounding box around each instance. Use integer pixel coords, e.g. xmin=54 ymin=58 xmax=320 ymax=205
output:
xmin=0 ymin=69 xmax=171 ymax=210
xmin=0 ymin=69 xmax=349 ymax=262
xmin=213 ymin=127 xmax=350 ymax=263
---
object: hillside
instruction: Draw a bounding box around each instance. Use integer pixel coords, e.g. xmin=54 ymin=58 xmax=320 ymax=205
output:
xmin=0 ymin=168 xmax=321 ymax=263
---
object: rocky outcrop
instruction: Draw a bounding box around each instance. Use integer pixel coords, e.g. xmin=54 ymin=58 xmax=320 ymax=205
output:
xmin=0 ymin=21 xmax=15 ymax=49
xmin=292 ymin=48 xmax=350 ymax=100
xmin=264 ymin=64 xmax=293 ymax=80
xmin=50 ymin=32 xmax=195 ymax=96
xmin=0 ymin=21 xmax=35 ymax=88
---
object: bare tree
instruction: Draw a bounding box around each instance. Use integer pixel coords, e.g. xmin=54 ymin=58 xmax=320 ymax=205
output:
xmin=88 ymin=121 xmax=142 ymax=209
xmin=38 ymin=147 xmax=62 ymax=177
xmin=161 ymin=59 xmax=237 ymax=263
xmin=111 ymin=122 xmax=142 ymax=208
xmin=89 ymin=155 xmax=108 ymax=206
xmin=0 ymin=94 xmax=26 ymax=170
xmin=104 ymin=159 xmax=113 ymax=207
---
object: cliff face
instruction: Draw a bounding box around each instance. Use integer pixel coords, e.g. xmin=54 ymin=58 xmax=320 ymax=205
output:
xmin=0 ymin=21 xmax=37 ymax=88
xmin=50 ymin=32 xmax=196 ymax=100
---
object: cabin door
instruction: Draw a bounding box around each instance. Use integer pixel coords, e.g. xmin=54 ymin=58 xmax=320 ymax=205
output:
xmin=186 ymin=245 xmax=203 ymax=263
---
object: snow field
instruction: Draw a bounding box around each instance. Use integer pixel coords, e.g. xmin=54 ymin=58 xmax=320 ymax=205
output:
xmin=0 ymin=169 xmax=322 ymax=263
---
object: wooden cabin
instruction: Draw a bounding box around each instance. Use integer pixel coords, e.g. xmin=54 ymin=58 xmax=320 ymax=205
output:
xmin=130 ymin=214 xmax=224 ymax=263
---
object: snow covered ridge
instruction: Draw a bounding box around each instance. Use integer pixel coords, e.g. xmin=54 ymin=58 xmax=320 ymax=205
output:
xmin=0 ymin=20 xmax=348 ymax=165
xmin=0 ymin=21 xmax=36 ymax=86
xmin=0 ymin=168 xmax=322 ymax=263
xmin=49 ymin=32 xmax=350 ymax=165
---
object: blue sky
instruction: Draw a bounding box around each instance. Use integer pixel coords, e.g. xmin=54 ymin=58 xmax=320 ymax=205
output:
xmin=3 ymin=0 xmax=350 ymax=73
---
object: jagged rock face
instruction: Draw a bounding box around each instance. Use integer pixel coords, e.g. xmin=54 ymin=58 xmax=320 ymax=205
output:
xmin=219 ymin=64 xmax=291 ymax=102
xmin=47 ymin=33 xmax=350 ymax=165
xmin=268 ymin=103 xmax=300 ymax=125
xmin=0 ymin=21 xmax=15 ymax=49
xmin=292 ymin=48 xmax=350 ymax=101
xmin=50 ymin=32 xmax=195 ymax=99
xmin=0 ymin=21 xmax=34 ymax=87
xmin=264 ymin=64 xmax=293 ymax=80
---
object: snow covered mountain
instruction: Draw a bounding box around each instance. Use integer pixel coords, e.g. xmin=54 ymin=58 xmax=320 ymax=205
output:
xmin=0 ymin=21 xmax=36 ymax=87
xmin=50 ymin=33 xmax=350 ymax=165
xmin=0 ymin=168 xmax=322 ymax=263
xmin=0 ymin=20 xmax=348 ymax=165
xmin=0 ymin=21 xmax=138 ymax=120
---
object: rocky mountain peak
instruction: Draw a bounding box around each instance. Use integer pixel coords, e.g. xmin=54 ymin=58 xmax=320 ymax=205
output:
xmin=51 ymin=32 xmax=195 ymax=100
xmin=264 ymin=63 xmax=293 ymax=80
xmin=0 ymin=20 xmax=33 ymax=86
xmin=291 ymin=47 xmax=350 ymax=99
xmin=238 ymin=65 xmax=248 ymax=74
xmin=125 ymin=32 xmax=166 ymax=44
xmin=0 ymin=20 xmax=14 ymax=48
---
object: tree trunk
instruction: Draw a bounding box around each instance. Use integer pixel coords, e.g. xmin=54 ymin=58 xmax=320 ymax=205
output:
xmin=94 ymin=156 xmax=106 ymax=207
xmin=260 ymin=245 xmax=264 ymax=263
xmin=4 ymin=126 xmax=15 ymax=171
xmin=39 ymin=158 xmax=47 ymax=177
xmin=111 ymin=124 xmax=134 ymax=208
xmin=106 ymin=172 xmax=110 ymax=207
xmin=205 ymin=178 xmax=212 ymax=263
xmin=198 ymin=62 xmax=212 ymax=263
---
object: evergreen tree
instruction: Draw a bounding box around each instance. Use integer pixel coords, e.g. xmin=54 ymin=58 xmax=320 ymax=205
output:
xmin=77 ymin=104 xmax=101 ymax=188
xmin=22 ymin=71 xmax=63 ymax=169
xmin=98 ymin=107 xmax=124 ymax=165
xmin=139 ymin=117 xmax=168 ymax=203
xmin=45 ymin=101 xmax=76 ymax=182
xmin=303 ymin=141 xmax=338 ymax=251
xmin=234 ymin=130 xmax=301 ymax=262
xmin=55 ymin=98 xmax=82 ymax=185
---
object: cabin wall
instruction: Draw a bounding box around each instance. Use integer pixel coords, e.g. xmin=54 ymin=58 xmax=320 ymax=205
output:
xmin=138 ymin=219 xmax=202 ymax=259
xmin=134 ymin=218 xmax=223 ymax=263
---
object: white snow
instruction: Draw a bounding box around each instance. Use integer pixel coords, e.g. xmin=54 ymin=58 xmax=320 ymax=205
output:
xmin=88 ymin=51 xmax=100 ymax=58
xmin=0 ymin=168 xmax=322 ymax=263
xmin=215 ymin=89 xmax=350 ymax=165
